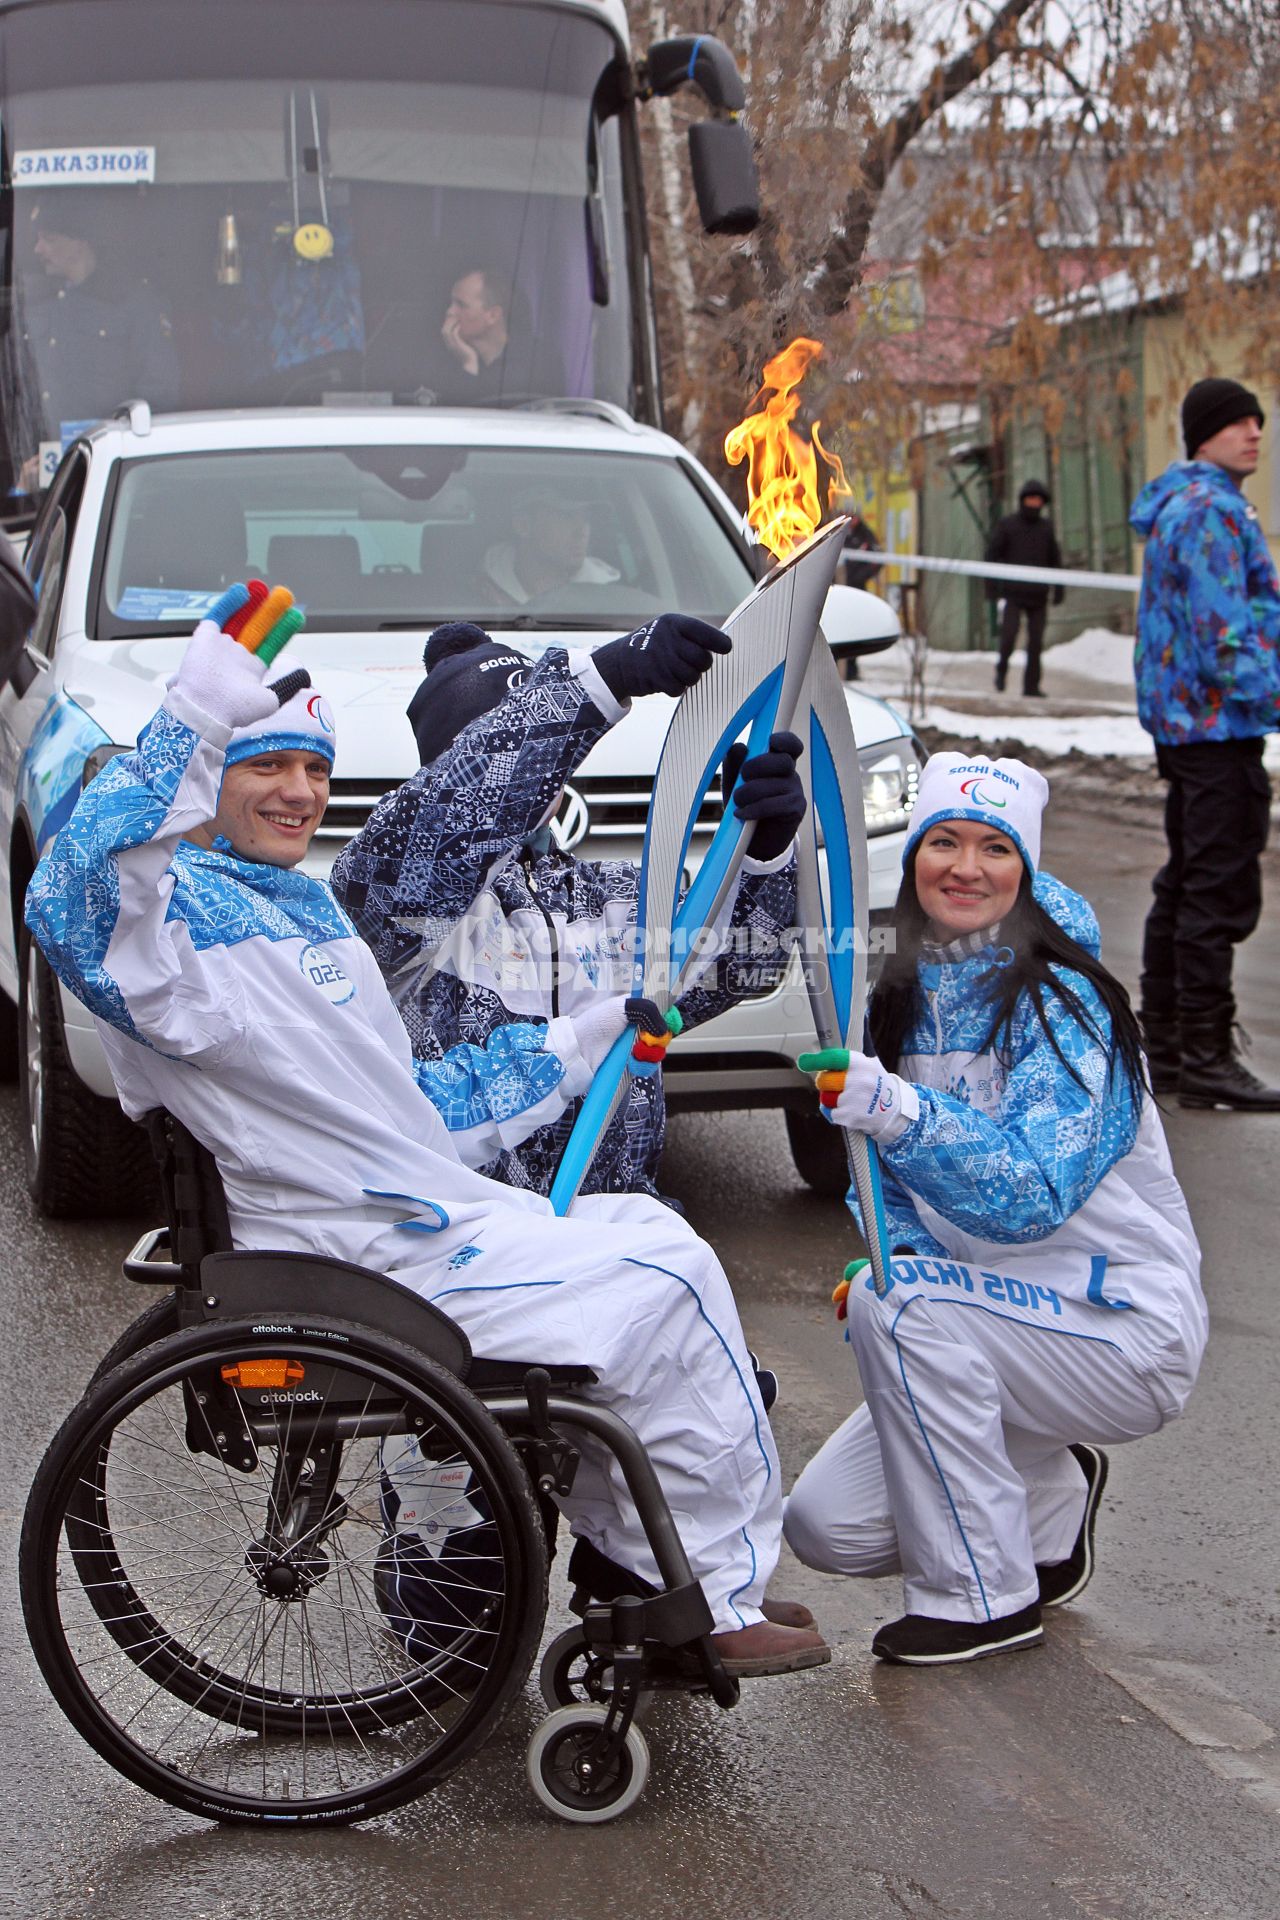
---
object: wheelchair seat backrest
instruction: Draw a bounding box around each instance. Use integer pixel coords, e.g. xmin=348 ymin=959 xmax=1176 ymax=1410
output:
xmin=144 ymin=1110 xmax=233 ymax=1286
xmin=141 ymin=1111 xmax=474 ymax=1379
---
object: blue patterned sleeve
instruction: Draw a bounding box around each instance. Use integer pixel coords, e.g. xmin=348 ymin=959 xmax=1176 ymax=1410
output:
xmin=25 ymin=697 xmax=231 ymax=1049
xmin=330 ymin=650 xmax=614 ymax=974
xmin=1186 ymin=503 xmax=1280 ymax=721
xmin=881 ymin=972 xmax=1141 ymax=1243
xmin=844 ymin=1154 xmax=951 ymax=1258
xmin=674 ymin=856 xmax=798 ymax=1030
xmin=411 ymin=1019 xmax=581 ymax=1171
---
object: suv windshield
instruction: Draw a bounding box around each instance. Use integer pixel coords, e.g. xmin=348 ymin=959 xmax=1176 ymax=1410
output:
xmin=0 ymin=0 xmax=637 ymax=503
xmin=97 ymin=445 xmax=756 ymax=634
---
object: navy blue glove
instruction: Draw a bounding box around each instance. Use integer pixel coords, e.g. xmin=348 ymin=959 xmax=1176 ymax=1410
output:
xmin=593 ymin=613 xmax=730 ymax=701
xmin=722 ymin=731 xmax=806 ymax=862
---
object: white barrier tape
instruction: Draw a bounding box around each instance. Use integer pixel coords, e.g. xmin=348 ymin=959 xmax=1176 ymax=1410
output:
xmin=853 ymin=550 xmax=1141 ymax=594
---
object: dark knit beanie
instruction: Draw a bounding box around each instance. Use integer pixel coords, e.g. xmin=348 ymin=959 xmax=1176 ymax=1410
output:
xmin=1018 ymin=477 xmax=1051 ymax=506
xmin=407 ymin=623 xmax=530 ymax=766
xmin=1182 ymin=378 xmax=1265 ymax=458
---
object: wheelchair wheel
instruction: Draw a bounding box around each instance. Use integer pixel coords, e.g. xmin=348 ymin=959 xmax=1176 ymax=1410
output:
xmin=88 ymin=1291 xmax=179 ymax=1383
xmin=539 ymin=1625 xmax=606 ymax=1709
xmin=21 ymin=1318 xmax=548 ymax=1827
xmin=526 ymin=1706 xmax=649 ymax=1824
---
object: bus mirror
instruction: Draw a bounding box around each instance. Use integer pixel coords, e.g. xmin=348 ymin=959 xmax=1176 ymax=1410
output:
xmin=644 ymin=36 xmax=746 ymax=113
xmin=687 ymin=121 xmax=760 ymax=236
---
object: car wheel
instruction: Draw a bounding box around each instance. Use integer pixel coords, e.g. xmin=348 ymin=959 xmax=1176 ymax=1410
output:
xmin=18 ymin=930 xmax=157 ymax=1219
xmin=784 ymin=1107 xmax=851 ymax=1199
xmin=0 ymin=986 xmax=18 ymax=1081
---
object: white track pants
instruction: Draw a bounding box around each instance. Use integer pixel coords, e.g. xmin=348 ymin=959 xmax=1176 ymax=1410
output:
xmin=784 ymin=1260 xmax=1191 ymax=1622
xmin=382 ymin=1194 xmax=781 ymax=1632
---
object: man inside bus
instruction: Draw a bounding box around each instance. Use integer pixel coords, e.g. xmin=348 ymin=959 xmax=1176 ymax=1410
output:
xmin=479 ymin=490 xmax=620 ymax=607
xmin=20 ymin=195 xmax=179 ymax=480
xmin=432 ymin=266 xmax=535 ymax=404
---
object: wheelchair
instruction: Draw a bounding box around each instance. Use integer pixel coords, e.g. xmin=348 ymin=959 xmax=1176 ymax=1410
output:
xmin=19 ymin=1114 xmax=740 ymax=1829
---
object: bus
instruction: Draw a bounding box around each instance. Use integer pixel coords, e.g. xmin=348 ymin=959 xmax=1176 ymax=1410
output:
xmin=0 ymin=0 xmax=758 ymax=511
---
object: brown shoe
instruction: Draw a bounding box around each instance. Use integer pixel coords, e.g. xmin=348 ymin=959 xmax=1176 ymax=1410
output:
xmin=762 ymin=1596 xmax=816 ymax=1630
xmin=711 ymin=1620 xmax=830 ymax=1677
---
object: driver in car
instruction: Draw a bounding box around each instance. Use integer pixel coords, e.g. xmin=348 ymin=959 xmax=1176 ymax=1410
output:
xmin=480 ymin=491 xmax=621 ymax=607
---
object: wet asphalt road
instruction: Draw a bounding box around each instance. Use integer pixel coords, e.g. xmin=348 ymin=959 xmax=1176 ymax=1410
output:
xmin=2 ymin=805 xmax=1279 ymax=1920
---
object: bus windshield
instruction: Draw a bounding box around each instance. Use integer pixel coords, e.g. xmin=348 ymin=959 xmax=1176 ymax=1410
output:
xmin=0 ymin=0 xmax=638 ymax=503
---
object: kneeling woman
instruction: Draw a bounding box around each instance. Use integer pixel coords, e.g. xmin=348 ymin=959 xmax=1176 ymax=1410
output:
xmin=785 ymin=754 xmax=1206 ymax=1665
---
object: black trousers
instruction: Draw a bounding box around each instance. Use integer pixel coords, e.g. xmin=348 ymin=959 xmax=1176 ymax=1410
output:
xmin=997 ymin=599 xmax=1048 ymax=694
xmin=1140 ymin=737 xmax=1272 ymax=1017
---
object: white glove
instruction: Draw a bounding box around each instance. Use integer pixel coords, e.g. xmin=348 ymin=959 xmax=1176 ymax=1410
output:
xmin=802 ymin=1047 xmax=918 ymax=1143
xmin=570 ymin=994 xmax=631 ymax=1074
xmin=169 ymin=620 xmax=276 ymax=731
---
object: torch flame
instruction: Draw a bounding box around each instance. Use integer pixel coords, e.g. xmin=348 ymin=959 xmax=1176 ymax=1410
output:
xmin=725 ymin=338 xmax=852 ymax=561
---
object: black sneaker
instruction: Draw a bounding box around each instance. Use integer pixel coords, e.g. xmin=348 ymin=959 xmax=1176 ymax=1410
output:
xmin=872 ymin=1601 xmax=1043 ymax=1665
xmin=1037 ymin=1443 xmax=1108 ymax=1607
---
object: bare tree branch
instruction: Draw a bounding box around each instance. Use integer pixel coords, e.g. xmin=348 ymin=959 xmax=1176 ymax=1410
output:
xmin=811 ymin=0 xmax=1046 ymax=314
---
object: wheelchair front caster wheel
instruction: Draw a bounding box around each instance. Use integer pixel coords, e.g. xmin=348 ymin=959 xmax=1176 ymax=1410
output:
xmin=540 ymin=1626 xmax=604 ymax=1709
xmin=526 ymin=1705 xmax=650 ymax=1823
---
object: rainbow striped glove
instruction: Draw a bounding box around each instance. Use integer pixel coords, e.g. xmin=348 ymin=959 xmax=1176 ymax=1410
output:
xmin=797 ymin=1045 xmax=917 ymax=1143
xmin=171 ymin=581 xmax=306 ymax=731
xmin=627 ymin=997 xmax=682 ymax=1079
xmin=831 ymin=1258 xmax=872 ymax=1321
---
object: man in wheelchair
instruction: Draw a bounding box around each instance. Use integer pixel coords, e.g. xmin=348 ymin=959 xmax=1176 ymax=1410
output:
xmin=27 ymin=582 xmax=828 ymax=1680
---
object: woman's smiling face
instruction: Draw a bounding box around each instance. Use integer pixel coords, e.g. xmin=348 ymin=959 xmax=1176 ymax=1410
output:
xmin=913 ymin=818 xmax=1024 ymax=937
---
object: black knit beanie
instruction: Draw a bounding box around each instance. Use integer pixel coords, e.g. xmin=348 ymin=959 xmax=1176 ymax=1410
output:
xmin=1182 ymin=378 xmax=1265 ymax=458
xmin=406 ymin=623 xmax=530 ymax=766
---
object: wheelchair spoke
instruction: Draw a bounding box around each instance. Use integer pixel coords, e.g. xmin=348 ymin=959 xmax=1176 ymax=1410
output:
xmin=27 ymin=1320 xmax=547 ymax=1823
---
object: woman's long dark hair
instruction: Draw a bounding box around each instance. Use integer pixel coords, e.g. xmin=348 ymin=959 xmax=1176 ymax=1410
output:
xmin=868 ymin=858 xmax=1148 ymax=1103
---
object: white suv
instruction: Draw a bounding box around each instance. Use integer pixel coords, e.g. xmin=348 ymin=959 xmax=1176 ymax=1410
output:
xmin=0 ymin=401 xmax=923 ymax=1214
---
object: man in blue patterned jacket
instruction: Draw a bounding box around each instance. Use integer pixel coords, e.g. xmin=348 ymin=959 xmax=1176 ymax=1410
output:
xmin=1131 ymin=377 xmax=1280 ymax=1110
xmin=331 ymin=619 xmax=806 ymax=1201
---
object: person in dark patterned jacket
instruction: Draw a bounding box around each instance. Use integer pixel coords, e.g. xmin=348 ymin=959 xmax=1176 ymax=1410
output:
xmin=330 ymin=617 xmax=806 ymax=1202
xmin=1131 ymin=377 xmax=1280 ymax=1110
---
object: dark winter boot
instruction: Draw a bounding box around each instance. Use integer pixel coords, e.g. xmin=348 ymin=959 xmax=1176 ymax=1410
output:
xmin=1177 ymin=1008 xmax=1280 ymax=1111
xmin=1138 ymin=1007 xmax=1181 ymax=1094
xmin=994 ymin=662 xmax=1007 ymax=692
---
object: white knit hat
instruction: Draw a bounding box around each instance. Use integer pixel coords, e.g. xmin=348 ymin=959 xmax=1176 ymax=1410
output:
xmin=225 ymin=678 xmax=337 ymax=769
xmin=903 ymin=753 xmax=1049 ymax=874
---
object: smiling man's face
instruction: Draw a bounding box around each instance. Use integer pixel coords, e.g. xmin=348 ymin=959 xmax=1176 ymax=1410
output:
xmin=191 ymin=749 xmax=330 ymax=866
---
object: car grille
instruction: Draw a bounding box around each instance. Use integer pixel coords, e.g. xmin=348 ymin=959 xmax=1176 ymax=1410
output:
xmin=313 ymin=773 xmax=723 ymax=849
xmin=312 ymin=777 xmax=402 ymax=846
xmin=562 ymin=774 xmax=723 ymax=843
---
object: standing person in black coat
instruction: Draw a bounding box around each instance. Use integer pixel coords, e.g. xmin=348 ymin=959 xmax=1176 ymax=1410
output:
xmin=986 ymin=479 xmax=1065 ymax=696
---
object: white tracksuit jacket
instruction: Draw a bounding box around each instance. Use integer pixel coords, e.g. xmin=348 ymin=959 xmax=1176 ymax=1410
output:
xmin=26 ymin=684 xmax=781 ymax=1631
xmin=785 ymin=874 xmax=1207 ymax=1624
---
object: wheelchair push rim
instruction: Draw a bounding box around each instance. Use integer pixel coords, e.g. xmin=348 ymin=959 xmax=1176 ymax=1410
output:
xmin=20 ymin=1318 xmax=548 ymax=1827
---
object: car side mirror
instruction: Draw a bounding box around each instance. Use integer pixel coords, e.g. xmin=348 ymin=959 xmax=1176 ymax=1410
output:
xmin=0 ymin=529 xmax=38 ymax=689
xmin=821 ymin=583 xmax=900 ymax=659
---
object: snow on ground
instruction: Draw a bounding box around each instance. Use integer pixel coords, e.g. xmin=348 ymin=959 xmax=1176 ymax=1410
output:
xmin=923 ymin=703 xmax=1153 ymax=757
xmin=855 ymin=628 xmax=1280 ymax=772
xmin=1041 ymin=626 xmax=1139 ymax=687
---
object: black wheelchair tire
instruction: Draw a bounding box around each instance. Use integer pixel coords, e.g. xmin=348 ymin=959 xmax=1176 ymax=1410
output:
xmin=89 ymin=1292 xmax=180 ymax=1385
xmin=22 ymin=1317 xmax=549 ymax=1826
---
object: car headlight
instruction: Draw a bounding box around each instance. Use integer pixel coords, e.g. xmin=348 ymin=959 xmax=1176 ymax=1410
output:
xmin=82 ymin=744 xmax=127 ymax=788
xmin=858 ymin=737 xmax=923 ymax=837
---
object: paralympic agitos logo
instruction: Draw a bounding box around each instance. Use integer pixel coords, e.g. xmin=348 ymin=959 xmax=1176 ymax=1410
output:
xmin=958 ymin=770 xmax=1013 ymax=809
